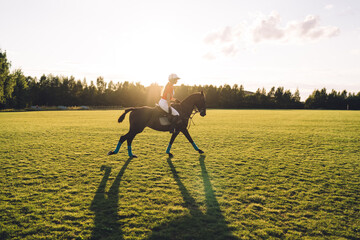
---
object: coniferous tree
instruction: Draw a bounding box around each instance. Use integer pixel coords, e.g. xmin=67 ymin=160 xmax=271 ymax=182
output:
xmin=8 ymin=69 xmax=29 ymax=108
xmin=0 ymin=50 xmax=16 ymax=107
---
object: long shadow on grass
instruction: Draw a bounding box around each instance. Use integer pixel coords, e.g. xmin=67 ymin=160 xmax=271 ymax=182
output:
xmin=147 ymin=156 xmax=238 ymax=240
xmin=90 ymin=158 xmax=132 ymax=240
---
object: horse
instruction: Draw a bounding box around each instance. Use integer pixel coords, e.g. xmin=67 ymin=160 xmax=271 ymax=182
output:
xmin=108 ymin=91 xmax=206 ymax=158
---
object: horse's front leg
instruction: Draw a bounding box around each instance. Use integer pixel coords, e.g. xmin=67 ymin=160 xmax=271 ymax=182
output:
xmin=181 ymin=129 xmax=204 ymax=154
xmin=166 ymin=131 xmax=180 ymax=158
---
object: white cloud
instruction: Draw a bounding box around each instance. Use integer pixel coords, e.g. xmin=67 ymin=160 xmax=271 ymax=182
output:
xmin=203 ymin=52 xmax=216 ymax=60
xmin=286 ymin=15 xmax=340 ymax=41
xmin=251 ymin=12 xmax=339 ymax=42
xmin=204 ymin=12 xmax=340 ymax=58
xmin=222 ymin=43 xmax=238 ymax=56
xmin=203 ymin=32 xmax=219 ymax=44
xmin=204 ymin=25 xmax=243 ymax=44
xmin=252 ymin=12 xmax=284 ymax=43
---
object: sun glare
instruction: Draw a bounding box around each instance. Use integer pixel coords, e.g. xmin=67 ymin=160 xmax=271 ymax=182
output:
xmin=110 ymin=25 xmax=201 ymax=86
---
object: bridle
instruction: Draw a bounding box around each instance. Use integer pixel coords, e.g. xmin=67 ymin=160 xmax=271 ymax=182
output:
xmin=187 ymin=108 xmax=199 ymax=129
xmin=187 ymin=105 xmax=206 ymax=129
xmin=176 ymin=93 xmax=206 ymax=129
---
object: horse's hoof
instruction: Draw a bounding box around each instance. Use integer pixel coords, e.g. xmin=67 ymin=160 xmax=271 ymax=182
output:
xmin=129 ymin=155 xmax=138 ymax=158
xmin=198 ymin=149 xmax=204 ymax=154
xmin=168 ymin=153 xmax=174 ymax=158
xmin=108 ymin=151 xmax=114 ymax=155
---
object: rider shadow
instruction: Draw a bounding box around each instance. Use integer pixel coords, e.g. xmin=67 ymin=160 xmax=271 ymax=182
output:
xmin=90 ymin=158 xmax=132 ymax=240
xmin=147 ymin=156 xmax=238 ymax=240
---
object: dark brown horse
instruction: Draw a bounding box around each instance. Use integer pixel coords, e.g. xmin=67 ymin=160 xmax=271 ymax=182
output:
xmin=108 ymin=91 xmax=206 ymax=158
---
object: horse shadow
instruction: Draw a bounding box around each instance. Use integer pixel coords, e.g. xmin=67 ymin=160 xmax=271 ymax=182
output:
xmin=90 ymin=158 xmax=132 ymax=240
xmin=146 ymin=156 xmax=238 ymax=240
xmin=90 ymin=156 xmax=237 ymax=240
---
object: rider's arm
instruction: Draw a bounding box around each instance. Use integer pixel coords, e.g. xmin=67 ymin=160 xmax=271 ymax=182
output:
xmin=171 ymin=97 xmax=180 ymax=103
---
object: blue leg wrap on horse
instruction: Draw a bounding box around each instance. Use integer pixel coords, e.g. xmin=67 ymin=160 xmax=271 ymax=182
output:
xmin=128 ymin=145 xmax=133 ymax=156
xmin=192 ymin=142 xmax=199 ymax=151
xmin=114 ymin=141 xmax=122 ymax=154
xmin=166 ymin=144 xmax=172 ymax=154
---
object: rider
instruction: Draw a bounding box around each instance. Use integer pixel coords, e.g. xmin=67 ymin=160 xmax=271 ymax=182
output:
xmin=159 ymin=73 xmax=181 ymax=133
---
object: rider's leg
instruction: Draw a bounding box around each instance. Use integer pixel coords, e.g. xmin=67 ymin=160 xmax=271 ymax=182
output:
xmin=159 ymin=98 xmax=169 ymax=113
xmin=169 ymin=108 xmax=180 ymax=133
xmin=159 ymin=99 xmax=180 ymax=133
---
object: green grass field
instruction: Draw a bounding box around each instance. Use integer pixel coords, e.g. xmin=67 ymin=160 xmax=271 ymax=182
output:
xmin=1 ymin=110 xmax=359 ymax=239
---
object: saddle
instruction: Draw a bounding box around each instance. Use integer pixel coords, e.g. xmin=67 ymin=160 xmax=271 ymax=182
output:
xmin=154 ymin=104 xmax=172 ymax=126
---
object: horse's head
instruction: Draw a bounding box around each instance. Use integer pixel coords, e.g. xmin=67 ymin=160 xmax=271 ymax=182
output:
xmin=180 ymin=91 xmax=207 ymax=118
xmin=195 ymin=91 xmax=206 ymax=117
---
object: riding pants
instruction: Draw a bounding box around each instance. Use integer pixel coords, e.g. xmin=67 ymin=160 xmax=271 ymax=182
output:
xmin=159 ymin=98 xmax=179 ymax=116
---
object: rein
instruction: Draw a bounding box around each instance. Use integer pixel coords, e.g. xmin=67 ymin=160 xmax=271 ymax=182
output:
xmin=187 ymin=108 xmax=199 ymax=129
xmin=176 ymin=104 xmax=198 ymax=129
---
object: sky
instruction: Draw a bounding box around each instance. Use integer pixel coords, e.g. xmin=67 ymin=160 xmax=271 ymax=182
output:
xmin=1 ymin=0 xmax=360 ymax=100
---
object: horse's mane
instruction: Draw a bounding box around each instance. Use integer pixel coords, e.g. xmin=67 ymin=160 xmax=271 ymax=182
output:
xmin=181 ymin=92 xmax=204 ymax=104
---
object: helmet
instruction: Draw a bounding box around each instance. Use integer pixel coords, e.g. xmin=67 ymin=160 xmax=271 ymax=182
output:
xmin=168 ymin=73 xmax=180 ymax=82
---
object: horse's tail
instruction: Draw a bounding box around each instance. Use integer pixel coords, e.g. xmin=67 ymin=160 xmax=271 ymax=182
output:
xmin=118 ymin=108 xmax=136 ymax=123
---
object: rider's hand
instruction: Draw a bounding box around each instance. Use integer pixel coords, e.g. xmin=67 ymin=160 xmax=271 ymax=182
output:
xmin=171 ymin=98 xmax=180 ymax=104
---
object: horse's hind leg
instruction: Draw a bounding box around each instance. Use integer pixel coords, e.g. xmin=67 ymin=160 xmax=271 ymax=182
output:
xmin=108 ymin=109 xmax=146 ymax=157
xmin=126 ymin=131 xmax=138 ymax=158
xmin=108 ymin=131 xmax=131 ymax=155
xmin=126 ymin=122 xmax=147 ymax=158
xmin=166 ymin=131 xmax=180 ymax=158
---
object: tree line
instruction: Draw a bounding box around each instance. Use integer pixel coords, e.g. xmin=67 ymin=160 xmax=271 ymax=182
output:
xmin=305 ymin=88 xmax=360 ymax=110
xmin=1 ymin=50 xmax=359 ymax=110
